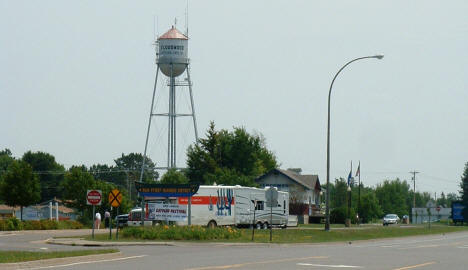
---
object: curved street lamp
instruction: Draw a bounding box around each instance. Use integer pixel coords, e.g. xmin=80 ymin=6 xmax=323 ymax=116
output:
xmin=325 ymin=55 xmax=384 ymax=231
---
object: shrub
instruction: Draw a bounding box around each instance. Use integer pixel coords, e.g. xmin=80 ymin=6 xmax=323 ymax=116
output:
xmin=0 ymin=218 xmax=23 ymax=231
xmin=121 ymin=225 xmax=241 ymax=240
xmin=23 ymin=220 xmax=42 ymax=230
xmin=39 ymin=219 xmax=59 ymax=230
xmin=331 ymin=206 xmax=357 ymax=224
xmin=58 ymin=220 xmax=83 ymax=229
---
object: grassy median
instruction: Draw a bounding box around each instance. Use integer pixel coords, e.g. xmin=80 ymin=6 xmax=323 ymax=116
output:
xmin=0 ymin=249 xmax=119 ymax=263
xmin=85 ymin=224 xmax=468 ymax=243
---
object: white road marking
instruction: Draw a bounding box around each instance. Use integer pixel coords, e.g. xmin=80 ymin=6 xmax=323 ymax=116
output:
xmin=16 ymin=255 xmax=147 ymax=270
xmin=398 ymin=244 xmax=439 ymax=250
xmin=297 ymin=263 xmax=362 ymax=268
xmin=39 ymin=247 xmax=49 ymax=250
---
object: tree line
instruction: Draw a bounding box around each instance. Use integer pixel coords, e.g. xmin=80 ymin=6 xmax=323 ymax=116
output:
xmin=1 ymin=122 xmax=467 ymax=224
xmin=327 ymin=177 xmax=459 ymax=223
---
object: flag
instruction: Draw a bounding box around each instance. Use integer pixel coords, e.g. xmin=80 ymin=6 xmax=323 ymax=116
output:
xmin=355 ymin=163 xmax=360 ymax=177
xmin=347 ymin=170 xmax=352 ymax=186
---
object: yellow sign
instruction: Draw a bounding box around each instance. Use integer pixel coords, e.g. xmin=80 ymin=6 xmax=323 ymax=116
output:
xmin=108 ymin=189 xmax=122 ymax=207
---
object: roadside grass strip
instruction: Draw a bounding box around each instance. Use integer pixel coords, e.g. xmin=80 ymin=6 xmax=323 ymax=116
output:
xmin=85 ymin=224 xmax=468 ymax=244
xmin=0 ymin=249 xmax=119 ymax=263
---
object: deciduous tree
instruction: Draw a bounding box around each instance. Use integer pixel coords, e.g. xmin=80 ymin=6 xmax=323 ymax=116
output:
xmin=160 ymin=169 xmax=189 ymax=184
xmin=186 ymin=122 xmax=277 ymax=186
xmin=0 ymin=160 xmax=41 ymax=220
xmin=22 ymin=151 xmax=64 ymax=201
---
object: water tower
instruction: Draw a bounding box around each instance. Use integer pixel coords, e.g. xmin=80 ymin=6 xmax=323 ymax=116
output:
xmin=139 ymin=26 xmax=198 ymax=178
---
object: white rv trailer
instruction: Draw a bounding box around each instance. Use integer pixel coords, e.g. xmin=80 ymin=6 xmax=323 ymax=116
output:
xmin=175 ymin=185 xmax=289 ymax=228
xmin=129 ymin=185 xmax=289 ymax=228
xmin=128 ymin=185 xmax=289 ymax=228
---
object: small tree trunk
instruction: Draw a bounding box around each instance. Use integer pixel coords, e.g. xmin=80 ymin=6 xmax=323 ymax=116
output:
xmin=20 ymin=206 xmax=23 ymax=221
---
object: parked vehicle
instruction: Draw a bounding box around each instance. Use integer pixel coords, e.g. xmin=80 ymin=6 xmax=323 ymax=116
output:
xmin=127 ymin=207 xmax=154 ymax=226
xmin=115 ymin=214 xmax=129 ymax=228
xmin=383 ymin=214 xmax=400 ymax=226
xmin=129 ymin=185 xmax=289 ymax=228
xmin=177 ymin=185 xmax=289 ymax=228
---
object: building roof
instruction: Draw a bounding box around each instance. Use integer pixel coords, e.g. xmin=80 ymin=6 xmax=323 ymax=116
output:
xmin=256 ymin=168 xmax=321 ymax=191
xmin=158 ymin=26 xmax=188 ymax=40
xmin=0 ymin=205 xmax=19 ymax=212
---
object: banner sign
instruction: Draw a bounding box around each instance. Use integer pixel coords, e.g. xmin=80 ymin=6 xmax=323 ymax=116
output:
xmin=135 ymin=182 xmax=199 ymax=197
xmin=147 ymin=203 xmax=187 ymax=221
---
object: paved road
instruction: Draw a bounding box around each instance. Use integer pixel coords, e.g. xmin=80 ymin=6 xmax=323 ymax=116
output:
xmin=0 ymin=229 xmax=110 ymax=251
xmin=2 ymin=230 xmax=468 ymax=269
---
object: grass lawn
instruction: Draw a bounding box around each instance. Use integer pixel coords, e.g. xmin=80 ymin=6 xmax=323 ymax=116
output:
xmin=82 ymin=224 xmax=468 ymax=243
xmin=0 ymin=249 xmax=119 ymax=263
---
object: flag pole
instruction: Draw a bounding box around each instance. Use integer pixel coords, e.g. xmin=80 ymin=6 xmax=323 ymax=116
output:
xmin=358 ymin=161 xmax=361 ymax=225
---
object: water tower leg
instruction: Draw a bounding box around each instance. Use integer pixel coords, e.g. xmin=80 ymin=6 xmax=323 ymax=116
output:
xmin=140 ymin=67 xmax=160 ymax=182
xmin=186 ymin=65 xmax=199 ymax=141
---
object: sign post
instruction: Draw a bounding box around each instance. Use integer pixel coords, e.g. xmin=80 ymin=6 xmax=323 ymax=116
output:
xmin=87 ymin=190 xmax=102 ymax=239
xmin=266 ymin=187 xmax=278 ymax=242
xmin=252 ymin=199 xmax=257 ymax=241
xmin=108 ymin=189 xmax=122 ymax=240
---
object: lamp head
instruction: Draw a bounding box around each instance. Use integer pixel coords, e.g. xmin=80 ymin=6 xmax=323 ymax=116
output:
xmin=374 ymin=54 xmax=384 ymax=59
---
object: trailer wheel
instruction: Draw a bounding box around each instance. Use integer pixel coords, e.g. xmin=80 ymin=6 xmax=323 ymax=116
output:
xmin=207 ymin=220 xmax=217 ymax=229
xmin=262 ymin=222 xmax=269 ymax=230
xmin=256 ymin=222 xmax=262 ymax=230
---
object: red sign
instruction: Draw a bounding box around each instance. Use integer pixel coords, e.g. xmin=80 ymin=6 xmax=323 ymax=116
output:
xmin=178 ymin=196 xmax=235 ymax=205
xmin=87 ymin=190 xmax=102 ymax=205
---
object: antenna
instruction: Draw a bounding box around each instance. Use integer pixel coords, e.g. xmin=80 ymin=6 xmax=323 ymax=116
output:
xmin=174 ymin=17 xmax=177 ymax=28
xmin=185 ymin=0 xmax=189 ymax=36
xmin=153 ymin=15 xmax=156 ymax=41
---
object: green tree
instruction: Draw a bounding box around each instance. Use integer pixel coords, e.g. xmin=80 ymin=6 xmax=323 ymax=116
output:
xmin=359 ymin=192 xmax=383 ymax=223
xmin=159 ymin=169 xmax=189 ymax=184
xmin=446 ymin=193 xmax=458 ymax=207
xmin=375 ymin=179 xmax=410 ymax=217
xmin=60 ymin=167 xmax=132 ymax=223
xmin=114 ymin=153 xmax=158 ymax=183
xmin=460 ymin=162 xmax=468 ymax=222
xmin=60 ymin=167 xmax=96 ymax=212
xmin=330 ymin=178 xmax=348 ymax=209
xmin=0 ymin=149 xmax=15 ymax=203
xmin=186 ymin=122 xmax=277 ymax=186
xmin=22 ymin=151 xmax=65 ymax=201
xmin=0 ymin=160 xmax=41 ymax=220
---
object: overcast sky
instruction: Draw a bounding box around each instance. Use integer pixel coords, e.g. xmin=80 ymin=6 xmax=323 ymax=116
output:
xmin=1 ymin=1 xmax=467 ymax=195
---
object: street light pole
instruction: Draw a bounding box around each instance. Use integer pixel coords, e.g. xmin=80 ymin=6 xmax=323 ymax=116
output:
xmin=325 ymin=55 xmax=384 ymax=231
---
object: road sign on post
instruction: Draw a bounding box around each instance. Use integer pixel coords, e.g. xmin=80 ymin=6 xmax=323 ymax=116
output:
xmin=265 ymin=187 xmax=278 ymax=207
xmin=87 ymin=190 xmax=102 ymax=240
xmin=265 ymin=187 xmax=278 ymax=242
xmin=87 ymin=190 xmax=102 ymax=205
xmin=108 ymin=189 xmax=122 ymax=207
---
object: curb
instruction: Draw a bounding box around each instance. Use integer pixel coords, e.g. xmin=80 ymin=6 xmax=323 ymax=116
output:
xmin=46 ymin=238 xmax=176 ymax=247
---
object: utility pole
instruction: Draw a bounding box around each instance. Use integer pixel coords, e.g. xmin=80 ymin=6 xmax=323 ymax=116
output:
xmin=410 ymin=171 xmax=419 ymax=222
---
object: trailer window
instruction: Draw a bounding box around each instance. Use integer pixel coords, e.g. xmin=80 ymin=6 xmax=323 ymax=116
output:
xmin=255 ymin=201 xmax=264 ymax=211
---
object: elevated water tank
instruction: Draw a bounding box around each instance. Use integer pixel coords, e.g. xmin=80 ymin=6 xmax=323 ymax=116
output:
xmin=157 ymin=26 xmax=188 ymax=77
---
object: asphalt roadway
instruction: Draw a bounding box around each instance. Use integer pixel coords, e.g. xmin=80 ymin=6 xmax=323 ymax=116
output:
xmin=1 ymin=229 xmax=468 ymax=270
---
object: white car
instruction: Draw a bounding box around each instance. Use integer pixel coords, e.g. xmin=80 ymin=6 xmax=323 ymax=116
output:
xmin=383 ymin=214 xmax=400 ymax=226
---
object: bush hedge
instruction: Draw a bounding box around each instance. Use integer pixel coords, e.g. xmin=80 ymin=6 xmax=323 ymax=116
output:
xmin=121 ymin=225 xmax=242 ymax=241
xmin=330 ymin=206 xmax=358 ymax=224
xmin=0 ymin=218 xmax=83 ymax=231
